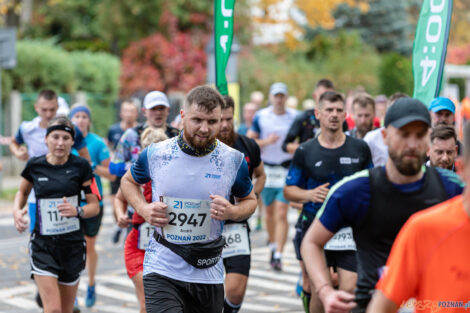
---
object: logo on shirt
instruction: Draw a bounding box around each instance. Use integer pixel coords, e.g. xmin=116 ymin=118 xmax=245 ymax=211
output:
xmin=38 ymin=177 xmax=48 ymax=182
xmin=315 ymin=161 xmax=322 ymax=167
xmin=66 ymin=170 xmax=73 ymax=174
xmin=205 ymin=173 xmax=221 ymax=180
xmin=339 ymin=157 xmax=360 ymax=165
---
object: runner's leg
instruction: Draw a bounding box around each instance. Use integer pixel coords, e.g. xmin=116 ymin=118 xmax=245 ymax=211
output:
xmin=58 ymin=282 xmax=80 ymax=313
xmin=131 ymin=272 xmax=146 ymax=313
xmin=224 ymin=273 xmax=248 ymax=313
xmin=274 ymin=200 xmax=288 ymax=254
xmin=337 ymin=267 xmax=357 ymax=294
xmin=85 ymin=235 xmax=98 ymax=286
xmin=34 ymin=275 xmax=61 ymax=313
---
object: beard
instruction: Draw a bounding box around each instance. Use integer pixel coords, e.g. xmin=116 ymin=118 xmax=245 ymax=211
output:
xmin=218 ymin=127 xmax=237 ymax=147
xmin=356 ymin=122 xmax=373 ymax=136
xmin=389 ymin=149 xmax=427 ymax=176
xmin=185 ymin=131 xmax=217 ymax=150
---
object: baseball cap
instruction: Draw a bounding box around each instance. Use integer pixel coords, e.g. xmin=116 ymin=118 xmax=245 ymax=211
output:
xmin=143 ymin=91 xmax=170 ymax=109
xmin=429 ymin=97 xmax=455 ymax=114
xmin=384 ymin=98 xmax=431 ymax=128
xmin=269 ymin=82 xmax=288 ymax=96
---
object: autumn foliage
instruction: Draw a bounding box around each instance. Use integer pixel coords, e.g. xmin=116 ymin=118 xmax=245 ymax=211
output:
xmin=120 ymin=32 xmax=207 ymax=97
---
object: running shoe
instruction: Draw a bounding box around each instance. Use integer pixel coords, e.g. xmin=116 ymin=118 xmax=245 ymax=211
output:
xmin=296 ymin=272 xmax=303 ymax=296
xmin=112 ymin=228 xmax=122 ymax=244
xmin=73 ymin=298 xmax=80 ymax=313
xmin=271 ymin=257 xmax=282 ymax=271
xmin=85 ymin=285 xmax=96 ymax=307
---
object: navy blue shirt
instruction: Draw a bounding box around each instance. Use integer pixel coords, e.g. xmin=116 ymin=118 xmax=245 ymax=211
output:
xmin=317 ymin=166 xmax=465 ymax=233
xmin=286 ymin=136 xmax=373 ymax=214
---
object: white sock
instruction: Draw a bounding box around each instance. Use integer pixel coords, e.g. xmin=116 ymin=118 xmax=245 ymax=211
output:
xmin=274 ymin=251 xmax=282 ymax=259
xmin=269 ymin=242 xmax=277 ymax=251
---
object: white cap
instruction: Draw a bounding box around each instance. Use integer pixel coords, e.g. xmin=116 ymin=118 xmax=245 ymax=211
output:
xmin=143 ymin=91 xmax=170 ymax=109
xmin=269 ymin=82 xmax=288 ymax=96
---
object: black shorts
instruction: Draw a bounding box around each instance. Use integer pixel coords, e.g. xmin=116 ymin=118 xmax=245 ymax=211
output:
xmin=223 ymin=221 xmax=251 ymax=276
xmin=82 ymin=204 xmax=104 ymax=237
xmin=293 ymin=210 xmax=315 ymax=261
xmin=143 ymin=272 xmax=224 ymax=313
xmin=324 ymin=250 xmax=357 ymax=272
xmin=110 ymin=176 xmax=122 ymax=194
xmin=29 ymin=232 xmax=86 ymax=285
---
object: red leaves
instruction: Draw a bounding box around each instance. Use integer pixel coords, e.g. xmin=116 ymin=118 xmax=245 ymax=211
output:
xmin=120 ymin=32 xmax=208 ymax=97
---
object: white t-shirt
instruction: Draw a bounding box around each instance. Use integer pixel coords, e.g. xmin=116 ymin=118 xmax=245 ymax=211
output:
xmin=251 ymin=106 xmax=297 ymax=165
xmin=363 ymin=127 xmax=388 ymax=167
xmin=131 ymin=137 xmax=253 ymax=284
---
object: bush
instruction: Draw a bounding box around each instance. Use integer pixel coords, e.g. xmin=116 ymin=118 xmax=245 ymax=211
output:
xmin=378 ymin=53 xmax=413 ymax=96
xmin=4 ymin=40 xmax=120 ymax=137
xmin=238 ymin=36 xmax=381 ymax=107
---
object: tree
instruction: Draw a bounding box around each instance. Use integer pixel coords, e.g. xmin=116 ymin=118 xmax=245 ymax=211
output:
xmin=119 ymin=32 xmax=207 ymax=97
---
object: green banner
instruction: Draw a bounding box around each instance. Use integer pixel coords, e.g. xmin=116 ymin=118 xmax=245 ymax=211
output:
xmin=412 ymin=0 xmax=453 ymax=106
xmin=214 ymin=0 xmax=236 ymax=95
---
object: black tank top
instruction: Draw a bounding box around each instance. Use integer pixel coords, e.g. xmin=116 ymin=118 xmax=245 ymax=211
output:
xmin=354 ymin=166 xmax=448 ymax=302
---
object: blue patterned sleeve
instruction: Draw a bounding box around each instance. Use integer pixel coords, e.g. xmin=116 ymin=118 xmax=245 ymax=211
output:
xmin=231 ymin=159 xmax=253 ymax=198
xmin=435 ymin=167 xmax=465 ymax=198
xmin=130 ymin=148 xmax=151 ymax=184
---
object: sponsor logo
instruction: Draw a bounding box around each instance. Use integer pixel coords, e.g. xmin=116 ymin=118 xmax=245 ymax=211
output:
xmin=315 ymin=161 xmax=322 ymax=167
xmin=197 ymin=256 xmax=221 ymax=267
xmin=205 ymin=173 xmax=221 ymax=179
xmin=38 ymin=177 xmax=48 ymax=182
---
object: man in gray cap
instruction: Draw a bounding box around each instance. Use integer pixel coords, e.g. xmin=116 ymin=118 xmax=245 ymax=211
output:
xmin=109 ymin=90 xmax=179 ymax=179
xmin=301 ymin=98 xmax=464 ymax=313
xmin=247 ymin=82 xmax=298 ymax=271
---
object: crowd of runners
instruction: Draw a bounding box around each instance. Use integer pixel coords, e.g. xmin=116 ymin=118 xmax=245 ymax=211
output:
xmin=8 ymin=78 xmax=470 ymax=313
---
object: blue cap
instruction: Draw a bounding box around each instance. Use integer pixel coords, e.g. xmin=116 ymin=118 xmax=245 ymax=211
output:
xmin=269 ymin=82 xmax=288 ymax=96
xmin=429 ymin=97 xmax=455 ymax=114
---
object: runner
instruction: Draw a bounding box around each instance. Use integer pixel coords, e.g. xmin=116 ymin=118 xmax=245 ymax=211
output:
xmin=120 ymin=86 xmax=257 ymax=313
xmin=247 ymin=82 xmax=297 ymax=271
xmin=114 ymin=127 xmax=169 ymax=313
xmin=9 ymin=90 xmax=90 ymax=312
xmin=219 ymin=95 xmax=266 ymax=313
xmin=346 ymin=93 xmax=376 ymax=139
xmin=109 ymin=90 xmax=179 ymax=178
xmin=237 ymin=102 xmax=259 ymax=136
xmin=300 ymin=98 xmax=465 ymax=313
xmin=70 ymin=103 xmax=116 ymax=307
xmin=368 ymin=123 xmax=470 ymax=313
xmin=282 ymin=79 xmax=334 ymax=155
xmin=106 ymin=99 xmax=139 ymax=243
xmin=284 ymin=91 xmax=373 ymax=313
xmin=363 ymin=93 xmax=409 ymax=167
xmin=426 ymin=125 xmax=458 ymax=171
xmin=12 ymin=116 xmax=99 ymax=313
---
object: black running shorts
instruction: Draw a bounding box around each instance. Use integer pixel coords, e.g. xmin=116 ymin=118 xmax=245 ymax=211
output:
xmin=324 ymin=250 xmax=357 ymax=273
xmin=29 ymin=233 xmax=86 ymax=285
xmin=143 ymin=272 xmax=224 ymax=313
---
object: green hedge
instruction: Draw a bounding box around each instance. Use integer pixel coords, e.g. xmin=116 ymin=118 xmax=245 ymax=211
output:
xmin=5 ymin=40 xmax=120 ymax=137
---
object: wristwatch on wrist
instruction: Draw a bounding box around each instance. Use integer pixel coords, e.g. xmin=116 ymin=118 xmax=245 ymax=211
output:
xmin=76 ymin=206 xmax=84 ymax=218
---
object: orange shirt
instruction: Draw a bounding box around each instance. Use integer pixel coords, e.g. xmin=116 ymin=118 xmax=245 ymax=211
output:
xmin=376 ymin=195 xmax=470 ymax=312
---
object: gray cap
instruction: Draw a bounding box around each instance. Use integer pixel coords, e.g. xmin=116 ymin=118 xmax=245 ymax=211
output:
xmin=269 ymin=82 xmax=288 ymax=96
xmin=384 ymin=98 xmax=431 ymax=128
xmin=143 ymin=91 xmax=170 ymax=109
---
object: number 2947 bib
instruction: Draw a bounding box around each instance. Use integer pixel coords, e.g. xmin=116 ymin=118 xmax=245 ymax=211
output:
xmin=38 ymin=196 xmax=80 ymax=235
xmin=161 ymin=196 xmax=211 ymax=244
xmin=222 ymin=223 xmax=250 ymax=258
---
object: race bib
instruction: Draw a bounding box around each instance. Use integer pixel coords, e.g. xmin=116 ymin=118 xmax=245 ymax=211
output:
xmin=222 ymin=223 xmax=250 ymax=258
xmin=161 ymin=196 xmax=212 ymax=244
xmin=264 ymin=165 xmax=287 ymax=188
xmin=138 ymin=222 xmax=153 ymax=250
xmin=38 ymin=196 xmax=80 ymax=235
xmin=324 ymin=227 xmax=356 ymax=251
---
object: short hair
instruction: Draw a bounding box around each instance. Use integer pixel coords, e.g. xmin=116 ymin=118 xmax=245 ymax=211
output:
xmin=121 ymin=98 xmax=140 ymax=111
xmin=222 ymin=95 xmax=235 ymax=111
xmin=388 ymin=92 xmax=409 ymax=106
xmin=431 ymin=125 xmax=457 ymax=144
xmin=316 ymin=79 xmax=334 ymax=90
xmin=48 ymin=115 xmax=74 ymax=129
xmin=184 ymin=86 xmax=224 ymax=112
xmin=319 ymin=91 xmax=345 ymax=108
xmin=352 ymin=93 xmax=375 ymax=112
xmin=37 ymin=89 xmax=57 ymax=101
xmin=140 ymin=127 xmax=168 ymax=149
